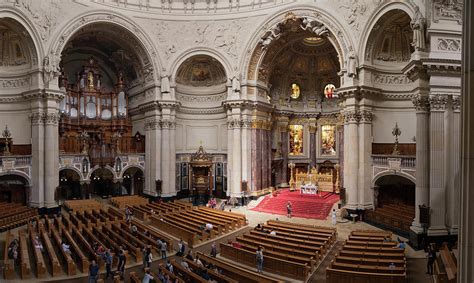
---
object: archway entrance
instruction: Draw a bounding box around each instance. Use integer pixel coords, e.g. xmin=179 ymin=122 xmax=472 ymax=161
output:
xmin=0 ymin=174 xmax=29 ymax=204
xmin=366 ymin=174 xmax=415 ymax=236
xmin=90 ymin=168 xmax=115 ymax=197
xmin=58 ymin=169 xmax=82 ymax=200
xmin=122 ymin=167 xmax=144 ymax=196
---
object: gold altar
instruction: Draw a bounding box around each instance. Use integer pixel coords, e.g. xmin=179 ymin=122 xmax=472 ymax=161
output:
xmin=295 ymin=167 xmax=335 ymax=193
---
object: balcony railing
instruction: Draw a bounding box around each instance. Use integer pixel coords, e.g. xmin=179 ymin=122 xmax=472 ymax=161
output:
xmin=372 ymin=154 xmax=416 ymax=168
xmin=0 ymin=155 xmax=32 ymax=168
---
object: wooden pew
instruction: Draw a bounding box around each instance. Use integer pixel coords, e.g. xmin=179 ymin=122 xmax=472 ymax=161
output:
xmin=129 ymin=271 xmax=141 ymax=283
xmin=130 ymin=220 xmax=173 ymax=252
xmin=326 ymin=268 xmax=406 ymax=283
xmin=182 ymin=210 xmax=233 ymax=232
xmin=61 ymin=226 xmax=89 ymax=273
xmin=330 ymin=261 xmax=405 ymax=274
xmin=29 ymin=226 xmax=47 ymax=278
xmin=150 ymin=215 xmax=198 ymax=248
xmin=184 ymin=258 xmax=238 ymax=283
xmin=164 ymin=213 xmax=215 ymax=239
xmin=71 ymin=225 xmax=101 ymax=270
xmin=199 ymin=207 xmax=246 ymax=226
xmin=220 ymin=243 xmax=310 ymax=281
xmin=197 ymin=252 xmax=283 ymax=283
xmin=50 ymin=226 xmax=76 ymax=275
xmin=3 ymin=230 xmax=15 ymax=279
xmin=19 ymin=230 xmax=31 ymax=279
xmin=171 ymin=259 xmax=208 ymax=283
xmin=39 ymin=225 xmax=62 ymax=277
xmin=102 ymin=225 xmax=141 ymax=262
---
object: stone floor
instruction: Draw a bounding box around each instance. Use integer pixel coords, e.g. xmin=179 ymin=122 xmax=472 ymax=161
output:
xmin=0 ymin=202 xmax=433 ymax=282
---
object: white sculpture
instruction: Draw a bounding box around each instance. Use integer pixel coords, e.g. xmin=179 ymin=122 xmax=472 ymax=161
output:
xmin=259 ymin=24 xmax=281 ymax=49
xmin=161 ymin=75 xmax=170 ymax=93
xmin=410 ymin=6 xmax=426 ymax=51
xmin=300 ymin=17 xmax=329 ymax=37
xmin=347 ymin=48 xmax=358 ymax=78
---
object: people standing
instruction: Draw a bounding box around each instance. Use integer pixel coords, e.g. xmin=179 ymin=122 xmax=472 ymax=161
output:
xmin=427 ymin=243 xmax=437 ymax=275
xmin=145 ymin=247 xmax=153 ymax=268
xmin=161 ymin=241 xmax=167 ymax=259
xmin=117 ymin=249 xmax=126 ymax=275
xmin=177 ymin=239 xmax=185 ymax=256
xmin=256 ymin=246 xmax=264 ymax=273
xmin=88 ymin=260 xmax=99 ymax=283
xmin=286 ymin=201 xmax=292 ymax=218
xmin=104 ymin=249 xmax=113 ymax=279
xmin=331 ymin=209 xmax=337 ymax=225
xmin=210 ymin=242 xmax=217 ymax=257
xmin=142 ymin=269 xmax=154 ymax=283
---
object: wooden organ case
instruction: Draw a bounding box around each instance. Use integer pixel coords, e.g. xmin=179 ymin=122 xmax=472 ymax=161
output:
xmin=58 ymin=57 xmax=139 ymax=167
xmin=190 ymin=146 xmax=213 ymax=205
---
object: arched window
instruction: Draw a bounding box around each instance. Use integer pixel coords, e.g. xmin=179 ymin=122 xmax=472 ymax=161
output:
xmin=290 ymin=83 xmax=301 ymax=99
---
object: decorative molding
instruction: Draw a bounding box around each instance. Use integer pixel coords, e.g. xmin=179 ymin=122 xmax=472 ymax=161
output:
xmin=176 ymin=93 xmax=226 ymax=102
xmin=342 ymin=110 xmax=360 ymax=124
xmin=437 ymin=38 xmax=461 ymax=52
xmin=373 ymin=74 xmax=411 ymax=85
xmin=429 ymin=95 xmax=448 ymax=111
xmin=145 ymin=118 xmax=161 ymax=131
xmin=433 ymin=0 xmax=463 ymax=24
xmin=359 ymin=110 xmax=373 ymax=123
xmin=452 ymin=96 xmax=461 ymax=111
xmin=412 ymin=96 xmax=430 ymax=112
xmin=29 ymin=112 xmax=45 ymax=125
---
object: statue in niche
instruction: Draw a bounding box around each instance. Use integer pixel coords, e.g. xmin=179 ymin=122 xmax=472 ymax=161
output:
xmin=88 ymin=72 xmax=94 ymax=88
xmin=410 ymin=6 xmax=426 ymax=51
xmin=42 ymin=56 xmax=60 ymax=85
xmin=161 ymin=75 xmax=170 ymax=93
xmin=231 ymin=74 xmax=240 ymax=93
xmin=260 ymin=24 xmax=281 ymax=49
xmin=347 ymin=47 xmax=357 ymax=78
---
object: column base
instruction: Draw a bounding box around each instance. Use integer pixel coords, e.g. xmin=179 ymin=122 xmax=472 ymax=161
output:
xmin=143 ymin=190 xmax=158 ymax=197
xmin=29 ymin=201 xmax=43 ymax=208
xmin=344 ymin=203 xmax=359 ymax=210
xmin=449 ymin=225 xmax=459 ymax=235
xmin=410 ymin=224 xmax=426 ymax=234
xmin=427 ymin=226 xmax=449 ymax=236
xmin=358 ymin=203 xmax=374 ymax=210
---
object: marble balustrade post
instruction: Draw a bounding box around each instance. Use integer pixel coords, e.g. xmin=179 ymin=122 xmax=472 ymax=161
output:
xmin=428 ymin=95 xmax=448 ymax=236
xmin=343 ymin=110 xmax=359 ymax=209
xmin=411 ymin=96 xmax=430 ymax=233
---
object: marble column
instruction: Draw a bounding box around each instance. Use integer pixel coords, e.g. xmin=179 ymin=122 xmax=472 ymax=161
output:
xmin=278 ymin=118 xmax=289 ymax=185
xmin=448 ymin=96 xmax=461 ymax=234
xmin=30 ymin=110 xmax=45 ymax=208
xmin=161 ymin=119 xmax=171 ymax=197
xmin=459 ymin=0 xmax=474 ymax=279
xmin=343 ymin=110 xmax=359 ymax=209
xmin=411 ymin=96 xmax=430 ymax=233
xmin=250 ymin=125 xmax=257 ymax=191
xmin=358 ymin=110 xmax=373 ymax=209
xmin=144 ymin=115 xmax=160 ymax=196
xmin=309 ymin=123 xmax=317 ymax=168
xmin=169 ymin=116 xmax=176 ymax=196
xmin=226 ymin=113 xmax=233 ymax=197
xmin=44 ymin=111 xmax=60 ymax=207
xmin=231 ymin=113 xmax=242 ymax=197
xmin=241 ymin=117 xmax=250 ymax=187
xmin=428 ymin=95 xmax=448 ymax=236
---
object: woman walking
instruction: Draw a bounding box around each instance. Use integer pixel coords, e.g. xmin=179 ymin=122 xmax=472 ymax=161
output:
xmin=256 ymin=246 xmax=264 ymax=273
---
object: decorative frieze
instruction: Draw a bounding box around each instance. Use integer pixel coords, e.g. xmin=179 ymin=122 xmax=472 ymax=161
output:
xmin=437 ymin=38 xmax=461 ymax=52
xmin=412 ymin=96 xmax=431 ymax=112
xmin=429 ymin=95 xmax=449 ymax=111
xmin=433 ymin=0 xmax=463 ymax=24
xmin=373 ymin=74 xmax=410 ymax=85
xmin=0 ymin=77 xmax=31 ymax=88
xmin=176 ymin=93 xmax=226 ymax=102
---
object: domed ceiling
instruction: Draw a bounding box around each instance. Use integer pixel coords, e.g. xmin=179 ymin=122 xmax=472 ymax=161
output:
xmin=0 ymin=18 xmax=36 ymax=70
xmin=269 ymin=36 xmax=340 ymax=101
xmin=176 ymin=55 xmax=226 ymax=87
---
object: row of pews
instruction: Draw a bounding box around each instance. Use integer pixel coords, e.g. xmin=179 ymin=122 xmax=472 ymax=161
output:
xmin=0 ymin=202 xmax=38 ymax=232
xmin=220 ymin=220 xmax=337 ymax=281
xmin=63 ymin=199 xmax=103 ymax=213
xmin=434 ymin=243 xmax=457 ymax=282
xmin=130 ymin=252 xmax=284 ymax=283
xmin=2 ymin=206 xmax=175 ymax=280
xmin=365 ymin=203 xmax=415 ymax=233
xmin=326 ymin=230 xmax=407 ymax=283
xmin=112 ymin=196 xmax=247 ymax=248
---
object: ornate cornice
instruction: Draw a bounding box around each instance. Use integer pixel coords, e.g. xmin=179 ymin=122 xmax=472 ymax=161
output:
xmin=402 ymin=59 xmax=428 ymax=82
xmin=429 ymin=95 xmax=448 ymax=111
xmin=412 ymin=96 xmax=430 ymax=112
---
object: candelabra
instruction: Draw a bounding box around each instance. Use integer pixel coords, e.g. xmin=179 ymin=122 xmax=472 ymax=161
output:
xmin=2 ymin=125 xmax=11 ymax=156
xmin=392 ymin=123 xmax=401 ymax=155
xmin=288 ymin=162 xmax=296 ymax=191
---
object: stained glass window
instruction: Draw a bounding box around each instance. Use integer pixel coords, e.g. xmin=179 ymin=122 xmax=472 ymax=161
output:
xmin=289 ymin=125 xmax=304 ymax=155
xmin=321 ymin=125 xmax=336 ymax=156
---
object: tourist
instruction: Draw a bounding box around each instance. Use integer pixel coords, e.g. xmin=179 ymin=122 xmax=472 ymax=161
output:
xmin=104 ymin=249 xmax=113 ymax=279
xmin=388 ymin=262 xmax=396 ymax=273
xmin=286 ymin=201 xmax=292 ymax=218
xmin=61 ymin=241 xmax=71 ymax=254
xmin=427 ymin=243 xmax=437 ymax=275
xmin=161 ymin=240 xmax=167 ymax=259
xmin=156 ymin=238 xmax=163 ymax=250
xmin=195 ymin=255 xmax=204 ymax=267
xmin=269 ymin=230 xmax=276 ymax=236
xmin=166 ymin=260 xmax=174 ymax=273
xmin=131 ymin=224 xmax=138 ymax=236
xmin=33 ymin=236 xmax=44 ymax=253
xmin=145 ymin=247 xmax=153 ymax=268
xmin=142 ymin=269 xmax=154 ymax=283
xmin=117 ymin=249 xmax=126 ymax=274
xmin=331 ymin=208 xmax=337 ymax=225
xmin=177 ymin=238 xmax=185 ymax=256
xmin=256 ymin=246 xmax=264 ymax=273
xmin=88 ymin=260 xmax=99 ymax=283
xmin=256 ymin=223 xmax=262 ymax=231
xmin=205 ymin=223 xmax=214 ymax=233
xmin=125 ymin=206 xmax=131 ymax=223
xmin=210 ymin=241 xmax=217 ymax=257
xmin=186 ymin=250 xmax=194 ymax=261
xmin=181 ymin=259 xmax=191 ymax=271
xmin=142 ymin=247 xmax=148 ymax=268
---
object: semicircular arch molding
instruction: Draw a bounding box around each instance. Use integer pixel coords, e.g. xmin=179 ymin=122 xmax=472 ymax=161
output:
xmin=0 ymin=171 xmax=32 ymax=186
xmin=358 ymin=1 xmax=418 ymax=64
xmin=0 ymin=7 xmax=43 ymax=69
xmin=119 ymin=165 xmax=145 ymax=179
xmin=169 ymin=48 xmax=233 ymax=82
xmin=86 ymin=165 xmax=117 ymax=181
xmin=372 ymin=170 xmax=416 ymax=187
xmin=59 ymin=166 xmax=85 ymax=182
xmin=240 ymin=5 xmax=354 ymax=82
xmin=47 ymin=10 xmax=162 ymax=84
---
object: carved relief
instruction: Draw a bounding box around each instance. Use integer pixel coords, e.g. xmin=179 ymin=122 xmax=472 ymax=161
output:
xmin=433 ymin=0 xmax=463 ymax=24
xmin=373 ymin=74 xmax=411 ymax=85
xmin=452 ymin=96 xmax=461 ymax=111
xmin=176 ymin=93 xmax=226 ymax=102
xmin=342 ymin=110 xmax=360 ymax=124
xmin=44 ymin=113 xmax=61 ymax=125
xmin=437 ymin=38 xmax=461 ymax=52
xmin=359 ymin=110 xmax=373 ymax=123
xmin=14 ymin=0 xmax=61 ymax=41
xmin=0 ymin=77 xmax=30 ymax=88
xmin=338 ymin=0 xmax=368 ymax=35
xmin=412 ymin=96 xmax=430 ymax=112
xmin=0 ymin=27 xmax=29 ymax=66
xmin=429 ymin=95 xmax=448 ymax=111
xmin=29 ymin=112 xmax=45 ymax=125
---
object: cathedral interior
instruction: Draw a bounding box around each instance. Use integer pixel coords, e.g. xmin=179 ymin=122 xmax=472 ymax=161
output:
xmin=0 ymin=0 xmax=473 ymax=282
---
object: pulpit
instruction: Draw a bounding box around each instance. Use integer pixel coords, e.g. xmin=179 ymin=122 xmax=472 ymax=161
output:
xmin=190 ymin=145 xmax=213 ymax=205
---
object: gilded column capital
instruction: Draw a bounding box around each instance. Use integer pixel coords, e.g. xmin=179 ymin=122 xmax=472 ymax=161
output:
xmin=429 ymin=95 xmax=448 ymax=111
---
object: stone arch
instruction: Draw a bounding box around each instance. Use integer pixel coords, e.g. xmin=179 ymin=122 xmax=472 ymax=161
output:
xmin=372 ymin=170 xmax=416 ymax=187
xmin=0 ymin=171 xmax=31 ymax=186
xmin=169 ymin=48 xmax=232 ymax=83
xmin=48 ymin=10 xmax=161 ymax=84
xmin=59 ymin=166 xmax=84 ymax=181
xmin=241 ymin=6 xmax=354 ymax=82
xmin=358 ymin=2 xmax=419 ymax=65
xmin=86 ymin=165 xmax=117 ymax=181
xmin=119 ymin=164 xmax=144 ymax=179
xmin=0 ymin=7 xmax=43 ymax=69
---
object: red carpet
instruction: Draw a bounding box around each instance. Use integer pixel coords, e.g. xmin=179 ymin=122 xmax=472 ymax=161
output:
xmin=250 ymin=189 xmax=340 ymax=219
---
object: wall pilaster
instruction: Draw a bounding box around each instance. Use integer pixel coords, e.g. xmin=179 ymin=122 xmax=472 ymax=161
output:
xmin=358 ymin=109 xmax=373 ymax=209
xmin=343 ymin=109 xmax=359 ymax=210
xmin=30 ymin=109 xmax=45 ymax=208
xmin=448 ymin=96 xmax=461 ymax=234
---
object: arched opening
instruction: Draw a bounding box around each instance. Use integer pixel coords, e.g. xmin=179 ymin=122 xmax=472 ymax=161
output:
xmin=122 ymin=167 xmax=144 ymax=196
xmin=0 ymin=174 xmax=29 ymax=204
xmin=366 ymin=174 xmax=415 ymax=236
xmin=58 ymin=169 xmax=82 ymax=200
xmin=90 ymin=168 xmax=115 ymax=197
